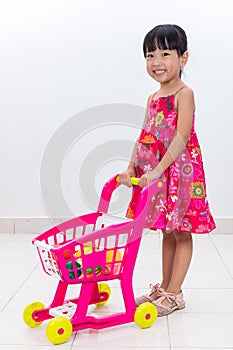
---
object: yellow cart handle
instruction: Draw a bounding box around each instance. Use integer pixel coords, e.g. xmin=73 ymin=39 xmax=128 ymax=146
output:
xmin=116 ymin=175 xmax=163 ymax=189
xmin=116 ymin=175 xmax=139 ymax=185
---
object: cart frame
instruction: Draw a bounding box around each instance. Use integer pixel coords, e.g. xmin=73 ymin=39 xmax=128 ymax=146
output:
xmin=23 ymin=175 xmax=164 ymax=343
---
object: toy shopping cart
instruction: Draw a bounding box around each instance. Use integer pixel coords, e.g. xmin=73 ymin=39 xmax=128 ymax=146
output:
xmin=23 ymin=175 xmax=164 ymax=344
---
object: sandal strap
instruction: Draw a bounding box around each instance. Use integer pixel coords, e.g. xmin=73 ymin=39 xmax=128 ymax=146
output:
xmin=149 ymin=283 xmax=164 ymax=296
xmin=157 ymin=291 xmax=184 ymax=308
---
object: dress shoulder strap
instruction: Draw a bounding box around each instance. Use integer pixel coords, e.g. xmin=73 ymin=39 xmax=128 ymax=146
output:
xmin=174 ymin=85 xmax=186 ymax=96
xmin=149 ymin=91 xmax=158 ymax=103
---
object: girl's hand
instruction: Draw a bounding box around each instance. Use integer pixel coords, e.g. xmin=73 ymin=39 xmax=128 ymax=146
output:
xmin=138 ymin=173 xmax=153 ymax=188
xmin=138 ymin=165 xmax=163 ymax=188
xmin=118 ymin=168 xmax=136 ymax=187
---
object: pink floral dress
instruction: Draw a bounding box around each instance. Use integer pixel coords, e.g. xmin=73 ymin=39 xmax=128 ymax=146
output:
xmin=126 ymin=90 xmax=216 ymax=234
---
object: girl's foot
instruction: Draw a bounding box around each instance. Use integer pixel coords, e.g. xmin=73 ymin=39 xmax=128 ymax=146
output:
xmin=136 ymin=283 xmax=164 ymax=306
xmin=152 ymin=290 xmax=185 ymax=316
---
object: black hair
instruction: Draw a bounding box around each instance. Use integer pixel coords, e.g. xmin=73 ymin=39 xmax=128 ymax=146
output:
xmin=143 ymin=24 xmax=188 ymax=58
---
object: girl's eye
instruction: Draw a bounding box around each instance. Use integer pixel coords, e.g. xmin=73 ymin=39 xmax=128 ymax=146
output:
xmin=146 ymin=53 xmax=154 ymax=58
xmin=162 ymin=52 xmax=170 ymax=57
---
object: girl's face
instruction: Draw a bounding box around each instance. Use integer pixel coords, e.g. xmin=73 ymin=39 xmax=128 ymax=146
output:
xmin=145 ymin=48 xmax=188 ymax=85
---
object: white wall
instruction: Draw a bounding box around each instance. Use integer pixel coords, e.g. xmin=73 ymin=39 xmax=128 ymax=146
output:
xmin=1 ymin=0 xmax=232 ymax=219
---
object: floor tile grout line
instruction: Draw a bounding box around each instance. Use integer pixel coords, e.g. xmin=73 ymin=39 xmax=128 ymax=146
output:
xmin=0 ymin=234 xmax=15 ymax=248
xmin=0 ymin=262 xmax=40 ymax=313
xmin=71 ymin=331 xmax=78 ymax=349
xmin=209 ymin=234 xmax=233 ymax=280
xmin=166 ymin=315 xmax=172 ymax=350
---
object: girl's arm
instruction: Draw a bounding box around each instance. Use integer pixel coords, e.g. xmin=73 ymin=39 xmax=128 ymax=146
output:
xmin=139 ymin=87 xmax=195 ymax=188
xmin=118 ymin=94 xmax=152 ymax=187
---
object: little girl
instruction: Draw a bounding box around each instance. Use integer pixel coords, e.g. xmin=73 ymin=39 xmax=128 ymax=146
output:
xmin=119 ymin=24 xmax=216 ymax=316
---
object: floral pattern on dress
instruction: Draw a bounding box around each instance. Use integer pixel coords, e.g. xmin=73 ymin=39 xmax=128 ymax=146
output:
xmin=126 ymin=93 xmax=216 ymax=234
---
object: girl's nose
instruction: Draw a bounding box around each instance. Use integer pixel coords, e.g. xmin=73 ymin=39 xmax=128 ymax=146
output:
xmin=152 ymin=57 xmax=162 ymax=66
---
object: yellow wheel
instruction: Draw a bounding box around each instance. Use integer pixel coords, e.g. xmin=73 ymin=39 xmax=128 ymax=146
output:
xmin=95 ymin=283 xmax=111 ymax=306
xmin=134 ymin=302 xmax=158 ymax=329
xmin=46 ymin=316 xmax=72 ymax=345
xmin=23 ymin=301 xmax=45 ymax=328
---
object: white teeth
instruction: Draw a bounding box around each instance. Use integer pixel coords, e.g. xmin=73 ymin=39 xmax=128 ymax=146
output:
xmin=154 ymin=70 xmax=165 ymax=74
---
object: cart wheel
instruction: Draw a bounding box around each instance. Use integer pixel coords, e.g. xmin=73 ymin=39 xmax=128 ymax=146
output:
xmin=134 ymin=302 xmax=158 ymax=329
xmin=46 ymin=316 xmax=72 ymax=345
xmin=95 ymin=283 xmax=111 ymax=306
xmin=23 ymin=301 xmax=45 ymax=328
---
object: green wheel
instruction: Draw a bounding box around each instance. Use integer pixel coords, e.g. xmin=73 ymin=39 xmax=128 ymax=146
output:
xmin=46 ymin=316 xmax=73 ymax=344
xmin=134 ymin=302 xmax=158 ymax=328
xmin=95 ymin=283 xmax=111 ymax=306
xmin=23 ymin=302 xmax=45 ymax=328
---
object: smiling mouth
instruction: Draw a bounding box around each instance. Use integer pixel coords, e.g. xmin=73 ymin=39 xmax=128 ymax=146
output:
xmin=153 ymin=69 xmax=166 ymax=75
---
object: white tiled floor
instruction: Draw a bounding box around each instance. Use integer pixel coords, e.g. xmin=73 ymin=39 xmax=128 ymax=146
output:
xmin=1 ymin=230 xmax=233 ymax=349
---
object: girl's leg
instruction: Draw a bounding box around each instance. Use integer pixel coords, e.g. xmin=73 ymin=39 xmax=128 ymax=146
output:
xmin=154 ymin=231 xmax=193 ymax=313
xmin=137 ymin=230 xmax=192 ymax=306
xmin=160 ymin=231 xmax=177 ymax=290
xmin=165 ymin=230 xmax=193 ymax=295
xmin=150 ymin=231 xmax=176 ymax=299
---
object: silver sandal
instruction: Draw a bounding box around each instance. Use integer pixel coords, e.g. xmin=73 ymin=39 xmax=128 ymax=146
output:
xmin=136 ymin=283 xmax=164 ymax=307
xmin=152 ymin=290 xmax=185 ymax=316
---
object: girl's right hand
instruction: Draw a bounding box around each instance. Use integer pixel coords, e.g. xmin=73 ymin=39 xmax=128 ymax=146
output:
xmin=118 ymin=168 xmax=136 ymax=187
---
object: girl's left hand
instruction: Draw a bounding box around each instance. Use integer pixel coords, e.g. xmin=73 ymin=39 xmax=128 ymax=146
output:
xmin=138 ymin=166 xmax=163 ymax=188
xmin=138 ymin=172 xmax=154 ymax=188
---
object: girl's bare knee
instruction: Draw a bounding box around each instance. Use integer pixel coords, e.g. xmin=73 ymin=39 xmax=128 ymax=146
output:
xmin=174 ymin=230 xmax=192 ymax=242
xmin=162 ymin=230 xmax=175 ymax=240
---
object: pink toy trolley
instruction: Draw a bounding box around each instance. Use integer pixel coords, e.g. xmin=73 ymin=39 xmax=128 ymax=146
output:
xmin=23 ymin=175 xmax=164 ymax=344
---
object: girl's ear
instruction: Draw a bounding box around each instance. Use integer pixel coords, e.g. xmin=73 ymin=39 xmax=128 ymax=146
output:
xmin=180 ymin=51 xmax=189 ymax=67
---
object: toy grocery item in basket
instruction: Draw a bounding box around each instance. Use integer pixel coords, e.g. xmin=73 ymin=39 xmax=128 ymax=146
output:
xmin=23 ymin=175 xmax=164 ymax=344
